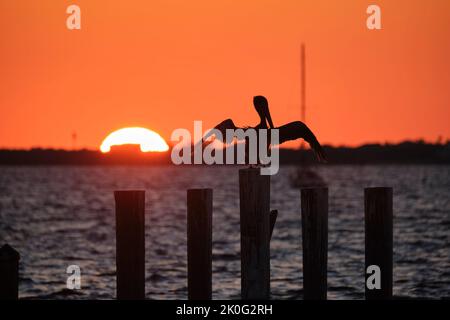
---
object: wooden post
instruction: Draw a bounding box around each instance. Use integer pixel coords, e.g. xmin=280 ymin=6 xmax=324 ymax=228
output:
xmin=301 ymin=187 xmax=328 ymax=300
xmin=269 ymin=210 xmax=278 ymax=240
xmin=365 ymin=187 xmax=393 ymax=300
xmin=239 ymin=168 xmax=270 ymax=299
xmin=187 ymin=189 xmax=213 ymax=300
xmin=114 ymin=190 xmax=145 ymax=300
xmin=0 ymin=244 xmax=20 ymax=300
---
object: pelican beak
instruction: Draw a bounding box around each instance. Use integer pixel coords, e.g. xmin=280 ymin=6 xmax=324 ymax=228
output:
xmin=264 ymin=106 xmax=274 ymax=129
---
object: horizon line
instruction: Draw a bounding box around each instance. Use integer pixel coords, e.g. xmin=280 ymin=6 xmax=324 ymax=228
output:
xmin=0 ymin=138 xmax=449 ymax=153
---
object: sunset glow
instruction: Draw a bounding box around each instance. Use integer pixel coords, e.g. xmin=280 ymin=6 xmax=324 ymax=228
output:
xmin=1 ymin=1 xmax=450 ymax=149
xmin=100 ymin=127 xmax=169 ymax=153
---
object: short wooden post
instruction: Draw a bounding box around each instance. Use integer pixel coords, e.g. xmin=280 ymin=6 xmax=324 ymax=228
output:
xmin=114 ymin=190 xmax=145 ymax=300
xmin=301 ymin=187 xmax=328 ymax=300
xmin=365 ymin=187 xmax=393 ymax=300
xmin=187 ymin=189 xmax=213 ymax=300
xmin=239 ymin=168 xmax=270 ymax=299
xmin=0 ymin=244 xmax=20 ymax=300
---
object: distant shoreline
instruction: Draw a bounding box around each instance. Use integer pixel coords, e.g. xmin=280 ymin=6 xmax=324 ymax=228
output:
xmin=0 ymin=141 xmax=449 ymax=165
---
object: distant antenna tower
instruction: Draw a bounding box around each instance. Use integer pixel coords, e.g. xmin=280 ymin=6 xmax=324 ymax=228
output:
xmin=71 ymin=131 xmax=77 ymax=150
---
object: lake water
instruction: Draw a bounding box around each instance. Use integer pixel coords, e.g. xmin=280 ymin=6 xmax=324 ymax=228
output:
xmin=0 ymin=165 xmax=449 ymax=299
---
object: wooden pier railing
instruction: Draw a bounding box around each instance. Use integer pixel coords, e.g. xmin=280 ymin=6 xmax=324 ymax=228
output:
xmin=1 ymin=168 xmax=394 ymax=300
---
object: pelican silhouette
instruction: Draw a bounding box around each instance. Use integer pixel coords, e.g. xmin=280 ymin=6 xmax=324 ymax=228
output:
xmin=197 ymin=95 xmax=326 ymax=163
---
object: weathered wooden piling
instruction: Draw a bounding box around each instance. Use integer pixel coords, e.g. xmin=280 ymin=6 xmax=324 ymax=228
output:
xmin=114 ymin=190 xmax=145 ymax=300
xmin=0 ymin=244 xmax=20 ymax=300
xmin=365 ymin=187 xmax=393 ymax=300
xmin=239 ymin=168 xmax=270 ymax=299
xmin=301 ymin=187 xmax=328 ymax=300
xmin=187 ymin=188 xmax=213 ymax=300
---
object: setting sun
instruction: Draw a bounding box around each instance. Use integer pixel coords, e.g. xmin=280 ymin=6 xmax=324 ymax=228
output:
xmin=100 ymin=127 xmax=169 ymax=153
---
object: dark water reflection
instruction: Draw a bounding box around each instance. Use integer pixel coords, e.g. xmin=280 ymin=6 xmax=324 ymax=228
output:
xmin=0 ymin=165 xmax=449 ymax=299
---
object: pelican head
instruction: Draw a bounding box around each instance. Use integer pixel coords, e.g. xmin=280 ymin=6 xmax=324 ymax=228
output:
xmin=253 ymin=95 xmax=274 ymax=129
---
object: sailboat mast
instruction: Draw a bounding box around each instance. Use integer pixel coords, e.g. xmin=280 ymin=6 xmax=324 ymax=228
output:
xmin=301 ymin=43 xmax=306 ymax=123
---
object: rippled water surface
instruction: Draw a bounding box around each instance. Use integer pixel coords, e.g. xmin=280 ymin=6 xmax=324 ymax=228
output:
xmin=0 ymin=165 xmax=449 ymax=299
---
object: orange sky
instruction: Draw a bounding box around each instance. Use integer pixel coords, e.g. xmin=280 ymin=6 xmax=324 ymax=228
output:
xmin=1 ymin=0 xmax=449 ymax=150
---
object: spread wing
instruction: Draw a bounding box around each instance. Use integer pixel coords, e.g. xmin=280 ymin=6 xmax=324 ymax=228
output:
xmin=192 ymin=118 xmax=238 ymax=153
xmin=203 ymin=119 xmax=238 ymax=142
xmin=276 ymin=121 xmax=327 ymax=162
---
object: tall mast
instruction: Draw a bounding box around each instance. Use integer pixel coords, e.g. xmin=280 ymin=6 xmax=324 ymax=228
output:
xmin=301 ymin=43 xmax=306 ymax=123
xmin=299 ymin=43 xmax=306 ymax=151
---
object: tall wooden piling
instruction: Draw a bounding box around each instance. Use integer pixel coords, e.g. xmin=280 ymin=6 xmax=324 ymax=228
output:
xmin=187 ymin=189 xmax=213 ymax=300
xmin=365 ymin=187 xmax=393 ymax=300
xmin=239 ymin=168 xmax=270 ymax=299
xmin=0 ymin=244 xmax=20 ymax=300
xmin=301 ymin=187 xmax=328 ymax=300
xmin=114 ymin=190 xmax=145 ymax=300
